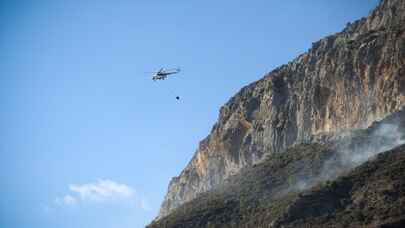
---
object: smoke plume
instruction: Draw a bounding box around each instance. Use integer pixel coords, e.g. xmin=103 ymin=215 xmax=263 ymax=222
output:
xmin=291 ymin=122 xmax=405 ymax=192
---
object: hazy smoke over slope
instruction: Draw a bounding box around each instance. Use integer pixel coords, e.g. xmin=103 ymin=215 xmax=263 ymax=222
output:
xmin=293 ymin=123 xmax=405 ymax=192
xmin=342 ymin=124 xmax=403 ymax=162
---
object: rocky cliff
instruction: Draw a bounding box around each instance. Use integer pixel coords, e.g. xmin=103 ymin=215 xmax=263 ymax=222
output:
xmin=158 ymin=0 xmax=405 ymax=219
xmin=149 ymin=143 xmax=405 ymax=228
xmin=148 ymin=108 xmax=405 ymax=227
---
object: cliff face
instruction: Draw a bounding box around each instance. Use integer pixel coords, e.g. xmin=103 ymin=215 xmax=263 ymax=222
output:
xmin=151 ymin=145 xmax=405 ymax=227
xmin=148 ymin=109 xmax=405 ymax=228
xmin=159 ymin=0 xmax=405 ymax=218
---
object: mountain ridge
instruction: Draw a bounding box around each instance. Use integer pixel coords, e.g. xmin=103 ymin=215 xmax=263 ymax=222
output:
xmin=157 ymin=0 xmax=405 ymax=220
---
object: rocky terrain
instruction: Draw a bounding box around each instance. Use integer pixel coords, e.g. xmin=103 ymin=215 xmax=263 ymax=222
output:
xmin=148 ymin=108 xmax=405 ymax=227
xmin=154 ymin=0 xmax=405 ymax=225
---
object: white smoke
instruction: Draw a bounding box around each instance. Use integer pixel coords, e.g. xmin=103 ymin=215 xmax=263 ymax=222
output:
xmin=289 ymin=122 xmax=405 ymax=192
xmin=328 ymin=123 xmax=404 ymax=176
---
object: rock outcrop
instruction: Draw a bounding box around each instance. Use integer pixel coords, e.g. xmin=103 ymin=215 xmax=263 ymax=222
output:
xmin=148 ymin=108 xmax=405 ymax=228
xmin=158 ymin=0 xmax=405 ymax=219
xmin=150 ymin=145 xmax=405 ymax=227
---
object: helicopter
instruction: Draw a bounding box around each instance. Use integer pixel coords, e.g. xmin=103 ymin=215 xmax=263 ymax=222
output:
xmin=149 ymin=67 xmax=182 ymax=100
xmin=151 ymin=68 xmax=181 ymax=81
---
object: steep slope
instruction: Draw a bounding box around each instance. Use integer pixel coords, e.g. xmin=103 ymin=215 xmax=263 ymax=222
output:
xmin=148 ymin=108 xmax=405 ymax=227
xmin=158 ymin=0 xmax=405 ymax=218
xmin=273 ymin=145 xmax=405 ymax=228
xmin=148 ymin=146 xmax=405 ymax=228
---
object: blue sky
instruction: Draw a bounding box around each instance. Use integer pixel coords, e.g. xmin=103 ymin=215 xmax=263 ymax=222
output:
xmin=1 ymin=0 xmax=378 ymax=227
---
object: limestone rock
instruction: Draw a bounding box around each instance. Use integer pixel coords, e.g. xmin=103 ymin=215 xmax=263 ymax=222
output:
xmin=158 ymin=0 xmax=405 ymax=219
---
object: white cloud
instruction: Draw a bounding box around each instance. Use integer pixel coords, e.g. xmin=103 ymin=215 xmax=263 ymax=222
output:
xmin=63 ymin=194 xmax=78 ymax=205
xmin=55 ymin=194 xmax=78 ymax=206
xmin=54 ymin=179 xmax=152 ymax=211
xmin=69 ymin=179 xmax=134 ymax=202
